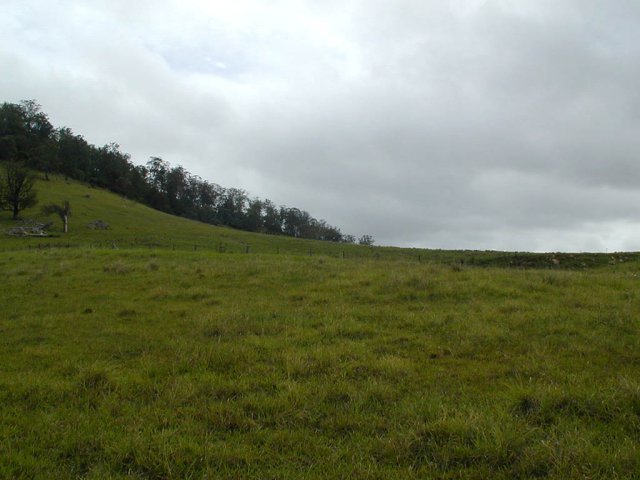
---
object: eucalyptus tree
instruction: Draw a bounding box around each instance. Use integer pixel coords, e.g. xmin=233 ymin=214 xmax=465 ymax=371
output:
xmin=0 ymin=162 xmax=37 ymax=220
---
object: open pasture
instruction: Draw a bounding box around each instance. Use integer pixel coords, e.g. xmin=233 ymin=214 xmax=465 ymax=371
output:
xmin=2 ymin=248 xmax=640 ymax=478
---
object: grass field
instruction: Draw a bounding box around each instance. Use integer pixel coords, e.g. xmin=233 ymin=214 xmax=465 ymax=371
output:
xmin=2 ymin=174 xmax=640 ymax=478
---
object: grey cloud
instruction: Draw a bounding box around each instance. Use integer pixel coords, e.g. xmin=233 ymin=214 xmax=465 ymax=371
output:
xmin=2 ymin=0 xmax=640 ymax=251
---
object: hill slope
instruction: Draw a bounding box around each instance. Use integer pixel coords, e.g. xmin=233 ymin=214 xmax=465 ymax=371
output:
xmin=0 ymin=172 xmax=369 ymax=256
xmin=1 ymin=172 xmax=639 ymax=269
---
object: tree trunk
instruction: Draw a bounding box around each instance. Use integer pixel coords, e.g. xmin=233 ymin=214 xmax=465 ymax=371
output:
xmin=12 ymin=205 xmax=19 ymax=220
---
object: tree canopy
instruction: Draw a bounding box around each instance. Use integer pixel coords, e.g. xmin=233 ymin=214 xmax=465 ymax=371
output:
xmin=0 ymin=161 xmax=37 ymax=220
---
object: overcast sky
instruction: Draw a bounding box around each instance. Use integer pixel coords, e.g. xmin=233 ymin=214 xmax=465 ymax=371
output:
xmin=2 ymin=0 xmax=640 ymax=251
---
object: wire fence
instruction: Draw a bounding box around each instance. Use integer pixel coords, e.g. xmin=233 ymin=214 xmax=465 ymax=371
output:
xmin=1 ymin=237 xmax=441 ymax=264
xmin=2 ymin=236 xmax=623 ymax=269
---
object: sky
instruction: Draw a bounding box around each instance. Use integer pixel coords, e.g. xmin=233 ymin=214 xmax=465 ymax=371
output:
xmin=2 ymin=0 xmax=640 ymax=252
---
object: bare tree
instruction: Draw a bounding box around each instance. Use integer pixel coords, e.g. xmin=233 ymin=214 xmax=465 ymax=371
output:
xmin=0 ymin=162 xmax=38 ymax=220
xmin=42 ymin=200 xmax=71 ymax=233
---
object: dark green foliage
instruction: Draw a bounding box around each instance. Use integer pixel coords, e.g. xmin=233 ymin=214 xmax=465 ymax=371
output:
xmin=0 ymin=161 xmax=37 ymax=219
xmin=359 ymin=234 xmax=375 ymax=245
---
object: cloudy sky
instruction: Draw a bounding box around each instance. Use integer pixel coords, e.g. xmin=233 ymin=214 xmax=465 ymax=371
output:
xmin=2 ymin=0 xmax=640 ymax=251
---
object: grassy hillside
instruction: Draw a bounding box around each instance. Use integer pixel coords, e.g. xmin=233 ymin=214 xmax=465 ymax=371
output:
xmin=1 ymin=172 xmax=639 ymax=269
xmin=0 ymin=172 xmax=358 ymax=256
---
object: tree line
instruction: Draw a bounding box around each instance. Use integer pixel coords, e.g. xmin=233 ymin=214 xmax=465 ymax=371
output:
xmin=0 ymin=100 xmax=373 ymax=244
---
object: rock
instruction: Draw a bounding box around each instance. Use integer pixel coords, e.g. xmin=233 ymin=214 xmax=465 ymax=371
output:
xmin=6 ymin=220 xmax=51 ymax=237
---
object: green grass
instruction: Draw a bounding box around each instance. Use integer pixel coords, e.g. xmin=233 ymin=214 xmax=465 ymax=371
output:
xmin=2 ymin=174 xmax=640 ymax=478
xmin=2 ymin=250 xmax=640 ymax=478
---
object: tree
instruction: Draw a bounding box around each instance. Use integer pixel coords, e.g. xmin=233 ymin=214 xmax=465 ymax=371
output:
xmin=18 ymin=100 xmax=56 ymax=177
xmin=0 ymin=103 xmax=27 ymax=162
xmin=281 ymin=207 xmax=304 ymax=237
xmin=358 ymin=235 xmax=375 ymax=246
xmin=55 ymin=127 xmax=92 ymax=180
xmin=342 ymin=234 xmax=356 ymax=244
xmin=165 ymin=165 xmax=188 ymax=215
xmin=262 ymin=199 xmax=282 ymax=234
xmin=42 ymin=200 xmax=71 ymax=233
xmin=144 ymin=156 xmax=170 ymax=211
xmin=93 ymin=142 xmax=133 ymax=194
xmin=0 ymin=162 xmax=37 ymax=219
xmin=244 ymin=198 xmax=263 ymax=232
xmin=217 ymin=188 xmax=247 ymax=228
